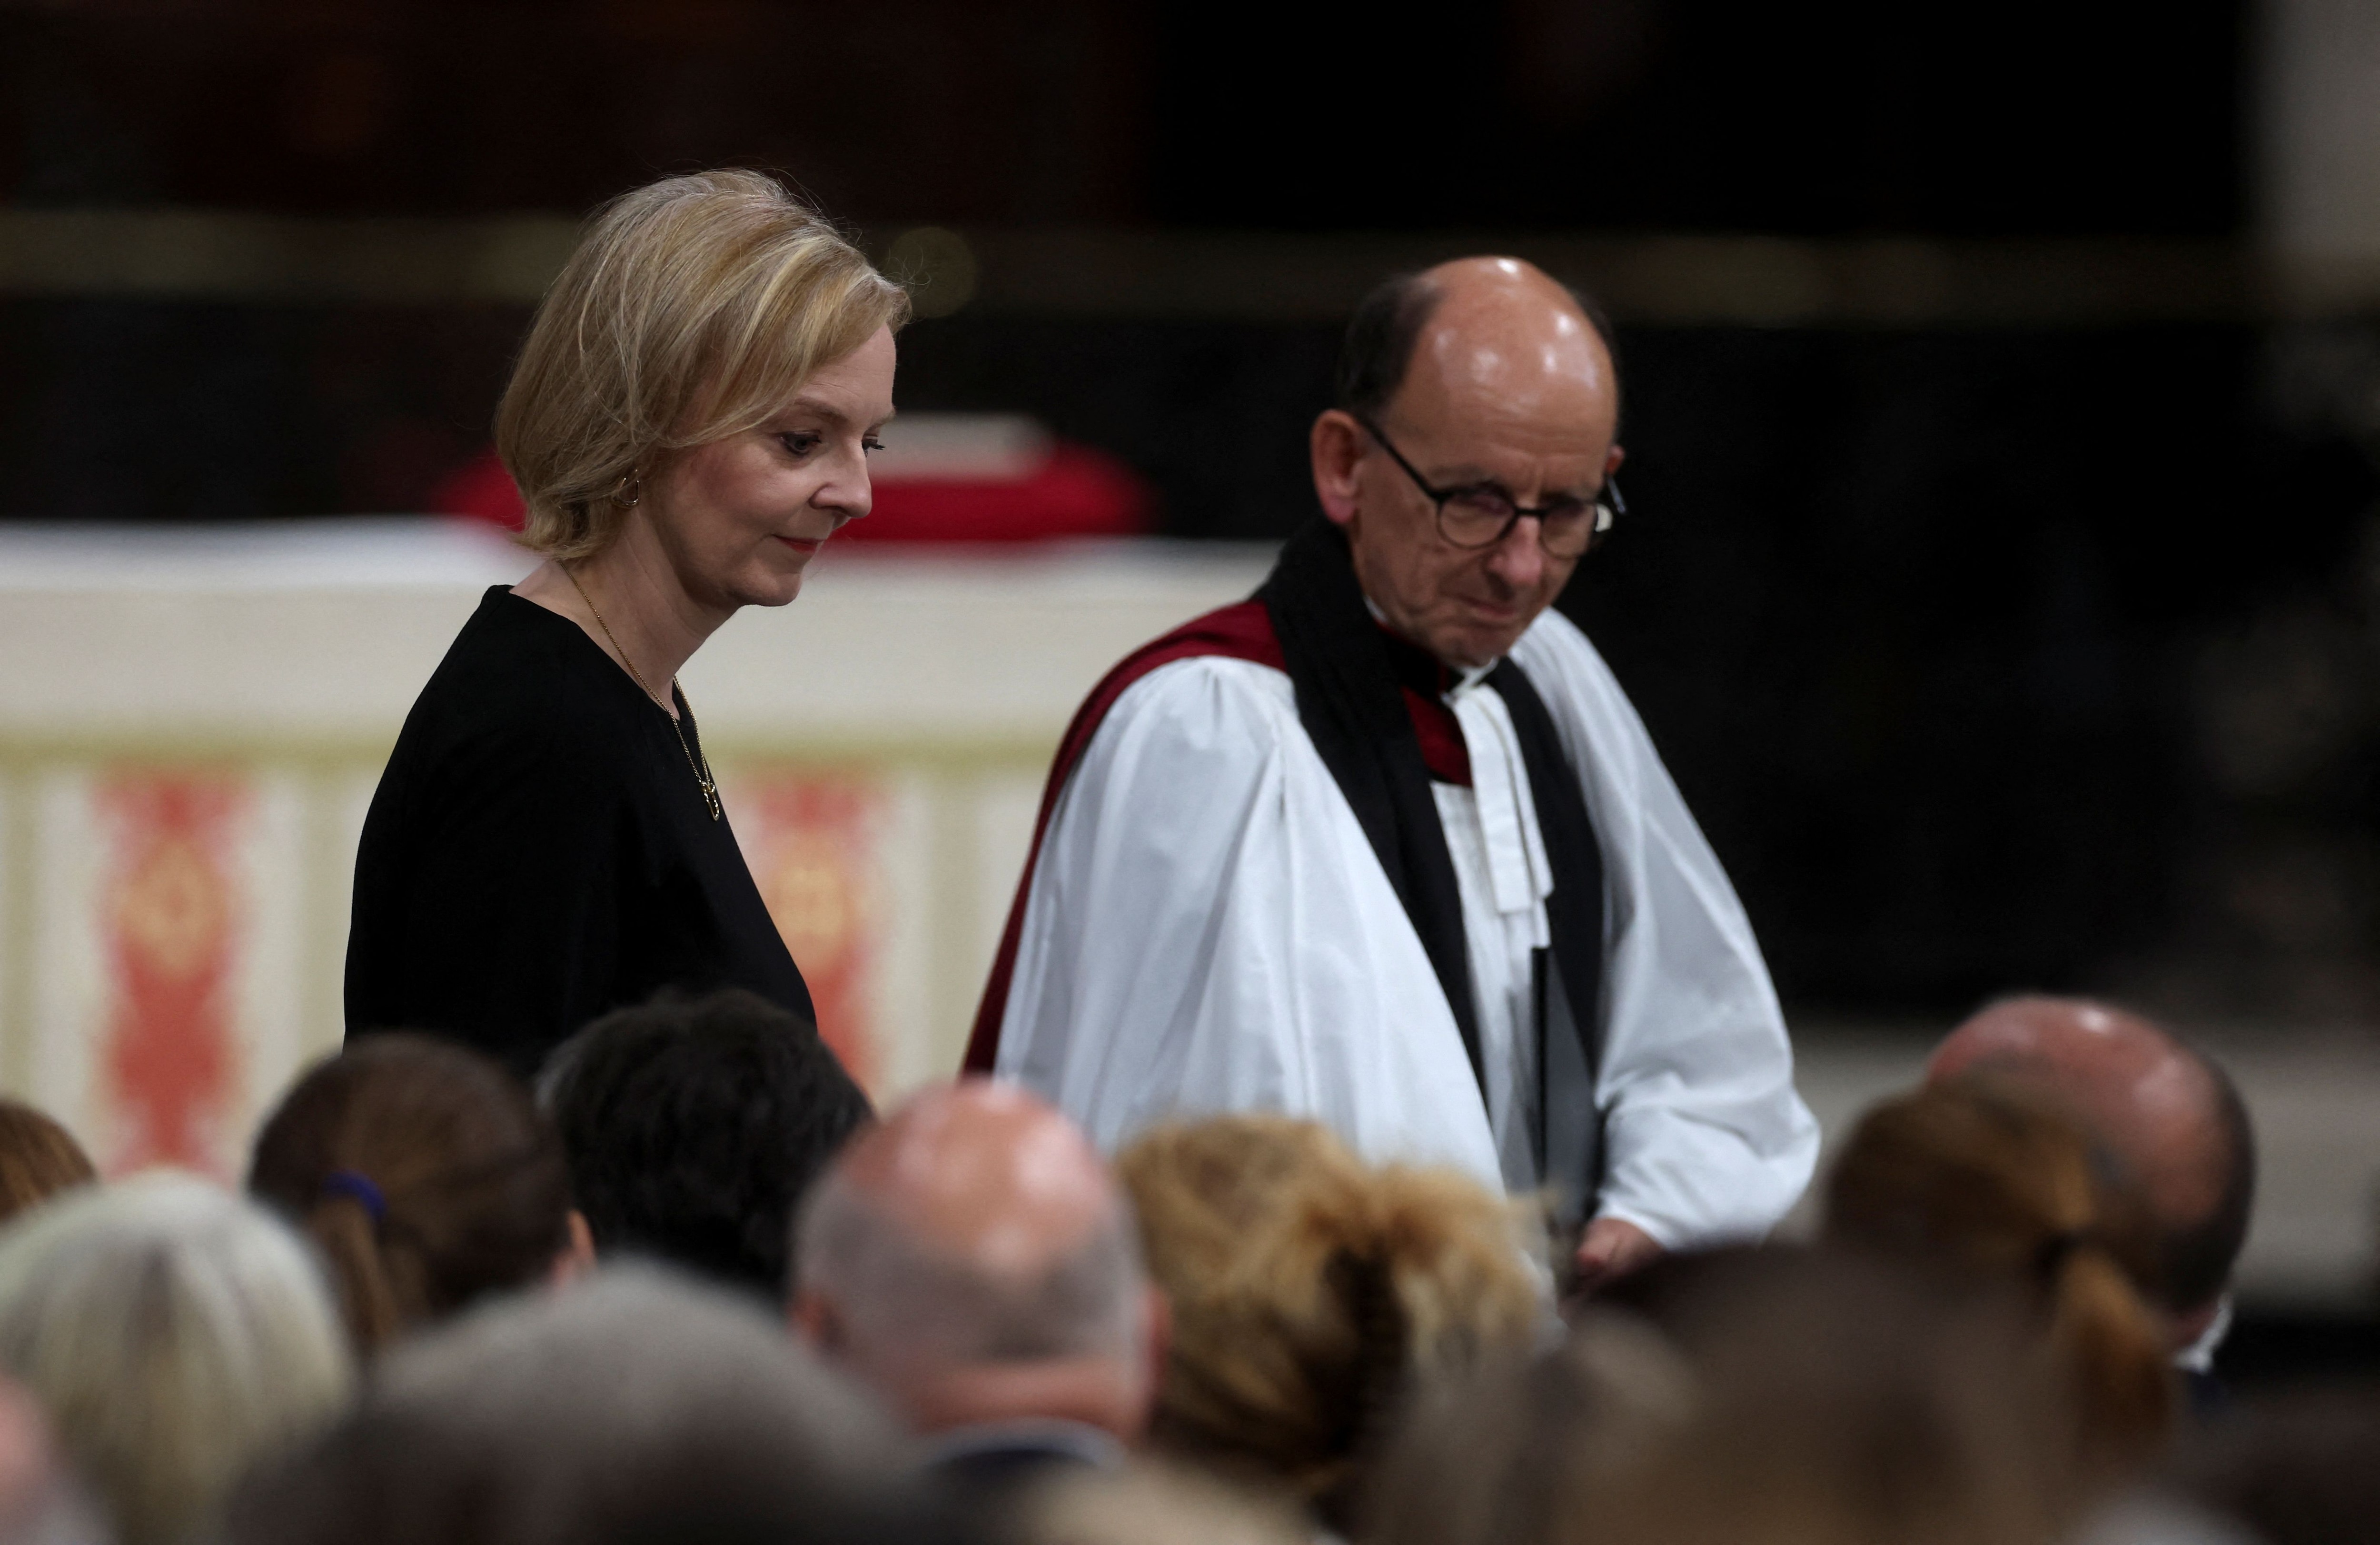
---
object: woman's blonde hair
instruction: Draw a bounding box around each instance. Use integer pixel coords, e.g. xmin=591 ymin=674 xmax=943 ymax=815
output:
xmin=496 ymin=169 xmax=910 ymax=560
xmin=1116 ymin=1116 xmax=1547 ymax=1525
xmin=1821 ymin=1079 xmax=2178 ymax=1488
xmin=0 ymin=1170 xmax=353 ymax=1545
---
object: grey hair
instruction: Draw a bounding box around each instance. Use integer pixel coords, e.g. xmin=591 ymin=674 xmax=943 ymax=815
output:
xmin=370 ymin=1262 xmax=895 ymax=1473
xmin=0 ymin=1170 xmax=352 ymax=1545
xmin=228 ymin=1264 xmax=902 ymax=1545
xmin=795 ymin=1168 xmax=1147 ymax=1368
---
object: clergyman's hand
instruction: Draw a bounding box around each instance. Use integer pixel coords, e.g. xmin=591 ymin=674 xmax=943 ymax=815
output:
xmin=1572 ymin=1216 xmax=1663 ymax=1291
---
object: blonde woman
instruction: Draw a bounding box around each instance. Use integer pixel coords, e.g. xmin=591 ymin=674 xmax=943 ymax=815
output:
xmin=1115 ymin=1115 xmax=1548 ymax=1532
xmin=346 ymin=170 xmax=907 ymax=1075
xmin=0 ymin=1171 xmax=353 ymax=1545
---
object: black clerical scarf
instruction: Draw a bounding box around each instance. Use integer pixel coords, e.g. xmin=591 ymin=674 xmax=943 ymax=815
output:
xmin=1256 ymin=520 xmax=1608 ymax=1152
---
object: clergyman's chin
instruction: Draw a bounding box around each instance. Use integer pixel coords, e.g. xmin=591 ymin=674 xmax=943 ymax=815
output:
xmin=1440 ymin=637 xmax=1503 ymax=671
xmin=1466 ymin=618 xmax=1531 ymax=661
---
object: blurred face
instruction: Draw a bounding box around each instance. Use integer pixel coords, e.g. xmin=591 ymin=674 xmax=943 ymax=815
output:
xmin=643 ymin=325 xmax=897 ymax=612
xmin=1313 ymin=266 xmax=1621 ymax=668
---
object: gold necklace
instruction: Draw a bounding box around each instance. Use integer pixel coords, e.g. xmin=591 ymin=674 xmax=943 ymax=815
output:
xmin=563 ymin=567 xmax=723 ymax=821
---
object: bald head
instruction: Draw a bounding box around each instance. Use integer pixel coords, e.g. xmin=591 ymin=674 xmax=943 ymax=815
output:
xmin=1339 ymin=259 xmax=1618 ymax=433
xmin=1930 ymin=997 xmax=2254 ymax=1321
xmin=1406 ymin=258 xmax=1617 ymax=439
xmin=829 ymin=1079 xmax=1117 ymax=1277
xmin=792 ymin=1081 xmax=1159 ymax=1440
xmin=1317 ymin=258 xmax=1623 ymax=668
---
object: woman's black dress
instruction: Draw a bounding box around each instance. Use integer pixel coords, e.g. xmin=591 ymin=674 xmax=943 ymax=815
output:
xmin=345 ymin=586 xmax=813 ymax=1077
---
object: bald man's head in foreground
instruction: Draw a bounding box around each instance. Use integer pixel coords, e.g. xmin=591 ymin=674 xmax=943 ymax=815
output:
xmin=1313 ymin=257 xmax=1624 ymax=669
xmin=1928 ymin=996 xmax=2255 ymax=1346
xmin=791 ymin=1080 xmax=1164 ymax=1443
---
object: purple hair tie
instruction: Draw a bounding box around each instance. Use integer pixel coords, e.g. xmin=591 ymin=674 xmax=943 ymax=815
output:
xmin=320 ymin=1169 xmax=387 ymax=1225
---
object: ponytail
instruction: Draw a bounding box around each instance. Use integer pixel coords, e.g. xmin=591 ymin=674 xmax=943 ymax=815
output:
xmin=1823 ymin=1080 xmax=2182 ymax=1495
xmin=1119 ymin=1115 xmax=1544 ymax=1526
xmin=248 ymin=1035 xmax=571 ymax=1362
xmin=1309 ymin=1169 xmax=1545 ymax=1528
xmin=2043 ymin=1240 xmax=2176 ymax=1474
xmin=304 ymin=1188 xmax=405 ymax=1355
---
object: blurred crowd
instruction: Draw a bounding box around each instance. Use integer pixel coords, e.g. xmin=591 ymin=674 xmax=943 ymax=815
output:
xmin=0 ymin=987 xmax=2355 ymax=1545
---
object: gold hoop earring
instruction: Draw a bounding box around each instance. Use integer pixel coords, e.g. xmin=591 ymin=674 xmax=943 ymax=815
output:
xmin=611 ymin=469 xmax=643 ymax=508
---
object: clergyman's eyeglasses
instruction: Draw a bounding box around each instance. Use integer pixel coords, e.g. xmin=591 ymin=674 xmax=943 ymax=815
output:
xmin=1355 ymin=415 xmax=1622 ymax=558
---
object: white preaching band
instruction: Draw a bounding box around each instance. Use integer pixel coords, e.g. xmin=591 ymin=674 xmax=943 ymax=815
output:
xmin=969 ymin=257 xmax=1819 ymax=1284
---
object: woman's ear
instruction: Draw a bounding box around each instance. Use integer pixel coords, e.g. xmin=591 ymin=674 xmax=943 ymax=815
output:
xmin=549 ymin=1209 xmax=597 ymax=1289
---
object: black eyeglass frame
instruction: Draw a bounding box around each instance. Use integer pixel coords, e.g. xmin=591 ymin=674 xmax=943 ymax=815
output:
xmin=1353 ymin=413 xmax=1623 ymax=557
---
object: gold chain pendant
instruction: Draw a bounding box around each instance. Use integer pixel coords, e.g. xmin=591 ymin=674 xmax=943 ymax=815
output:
xmin=566 ymin=566 xmax=724 ymax=821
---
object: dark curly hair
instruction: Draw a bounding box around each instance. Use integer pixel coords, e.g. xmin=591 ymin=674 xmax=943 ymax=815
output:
xmin=537 ymin=989 xmax=873 ymax=1302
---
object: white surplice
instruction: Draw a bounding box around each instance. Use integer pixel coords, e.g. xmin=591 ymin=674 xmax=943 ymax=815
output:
xmin=992 ymin=608 xmax=1819 ymax=1247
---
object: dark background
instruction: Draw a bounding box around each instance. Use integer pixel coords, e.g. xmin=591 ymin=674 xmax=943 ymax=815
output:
xmin=5 ymin=0 xmax=2376 ymax=1025
xmin=0 ymin=0 xmax=2246 ymax=231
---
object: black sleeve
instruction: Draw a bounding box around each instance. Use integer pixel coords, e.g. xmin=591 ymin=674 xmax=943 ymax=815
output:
xmin=345 ymin=712 xmax=637 ymax=1079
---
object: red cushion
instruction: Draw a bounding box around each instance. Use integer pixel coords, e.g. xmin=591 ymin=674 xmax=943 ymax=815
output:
xmin=841 ymin=441 xmax=1150 ymax=543
xmin=426 ymin=440 xmax=1152 ymax=545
